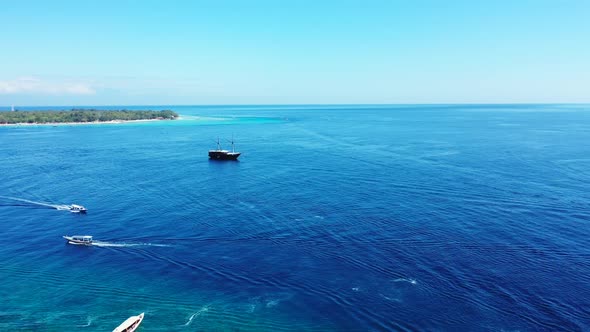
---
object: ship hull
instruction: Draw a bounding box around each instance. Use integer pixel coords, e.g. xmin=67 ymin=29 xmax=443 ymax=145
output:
xmin=113 ymin=313 xmax=144 ymax=332
xmin=208 ymin=151 xmax=240 ymax=160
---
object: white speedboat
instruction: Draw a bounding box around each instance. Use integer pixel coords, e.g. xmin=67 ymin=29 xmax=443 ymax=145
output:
xmin=69 ymin=204 xmax=87 ymax=213
xmin=63 ymin=235 xmax=93 ymax=245
xmin=113 ymin=312 xmax=144 ymax=332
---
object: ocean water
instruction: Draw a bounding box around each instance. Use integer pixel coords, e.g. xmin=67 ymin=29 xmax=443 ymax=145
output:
xmin=0 ymin=104 xmax=589 ymax=331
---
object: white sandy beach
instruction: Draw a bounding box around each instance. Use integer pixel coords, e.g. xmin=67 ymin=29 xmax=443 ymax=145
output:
xmin=0 ymin=118 xmax=174 ymax=127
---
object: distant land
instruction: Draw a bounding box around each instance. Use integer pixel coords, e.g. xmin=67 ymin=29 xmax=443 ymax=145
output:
xmin=0 ymin=109 xmax=178 ymax=125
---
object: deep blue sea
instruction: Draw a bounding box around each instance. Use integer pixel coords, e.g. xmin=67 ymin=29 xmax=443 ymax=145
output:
xmin=0 ymin=104 xmax=589 ymax=331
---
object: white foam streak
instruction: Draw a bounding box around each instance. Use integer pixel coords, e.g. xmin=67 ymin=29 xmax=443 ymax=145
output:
xmin=76 ymin=317 xmax=93 ymax=327
xmin=92 ymin=241 xmax=170 ymax=248
xmin=184 ymin=306 xmax=209 ymax=326
xmin=0 ymin=196 xmax=72 ymax=211
xmin=393 ymin=278 xmax=417 ymax=285
xmin=1 ymin=196 xmax=58 ymax=208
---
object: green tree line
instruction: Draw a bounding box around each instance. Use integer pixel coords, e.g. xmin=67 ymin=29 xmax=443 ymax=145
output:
xmin=0 ymin=109 xmax=178 ymax=124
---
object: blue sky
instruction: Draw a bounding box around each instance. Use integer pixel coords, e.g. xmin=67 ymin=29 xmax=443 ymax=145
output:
xmin=0 ymin=0 xmax=588 ymax=105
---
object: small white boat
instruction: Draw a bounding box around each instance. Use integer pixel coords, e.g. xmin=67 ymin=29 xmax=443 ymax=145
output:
xmin=63 ymin=235 xmax=93 ymax=245
xmin=69 ymin=204 xmax=87 ymax=213
xmin=113 ymin=312 xmax=144 ymax=332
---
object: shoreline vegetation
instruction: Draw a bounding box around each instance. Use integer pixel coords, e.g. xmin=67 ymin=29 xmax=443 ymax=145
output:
xmin=0 ymin=109 xmax=178 ymax=125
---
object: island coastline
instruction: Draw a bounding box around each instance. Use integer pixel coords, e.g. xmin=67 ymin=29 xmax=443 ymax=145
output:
xmin=0 ymin=118 xmax=174 ymax=127
xmin=0 ymin=109 xmax=178 ymax=126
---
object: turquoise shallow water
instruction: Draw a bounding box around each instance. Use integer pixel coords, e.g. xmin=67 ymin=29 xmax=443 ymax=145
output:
xmin=0 ymin=104 xmax=589 ymax=331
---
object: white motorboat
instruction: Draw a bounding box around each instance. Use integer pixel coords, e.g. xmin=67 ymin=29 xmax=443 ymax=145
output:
xmin=63 ymin=235 xmax=93 ymax=245
xmin=113 ymin=312 xmax=144 ymax=332
xmin=69 ymin=204 xmax=87 ymax=213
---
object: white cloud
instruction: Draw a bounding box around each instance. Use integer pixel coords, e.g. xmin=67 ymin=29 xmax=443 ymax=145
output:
xmin=0 ymin=77 xmax=96 ymax=95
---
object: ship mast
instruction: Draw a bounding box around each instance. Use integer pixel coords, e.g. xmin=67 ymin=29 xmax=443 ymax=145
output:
xmin=228 ymin=134 xmax=235 ymax=153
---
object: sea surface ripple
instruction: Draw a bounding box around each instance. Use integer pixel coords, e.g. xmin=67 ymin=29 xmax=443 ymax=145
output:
xmin=0 ymin=104 xmax=589 ymax=331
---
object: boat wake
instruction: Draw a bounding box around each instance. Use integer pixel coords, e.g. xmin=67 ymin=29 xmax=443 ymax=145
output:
xmin=92 ymin=241 xmax=171 ymax=248
xmin=0 ymin=196 xmax=72 ymax=211
xmin=183 ymin=306 xmax=209 ymax=326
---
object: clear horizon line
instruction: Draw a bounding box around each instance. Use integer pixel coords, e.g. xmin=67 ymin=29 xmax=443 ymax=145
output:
xmin=2 ymin=102 xmax=590 ymax=108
